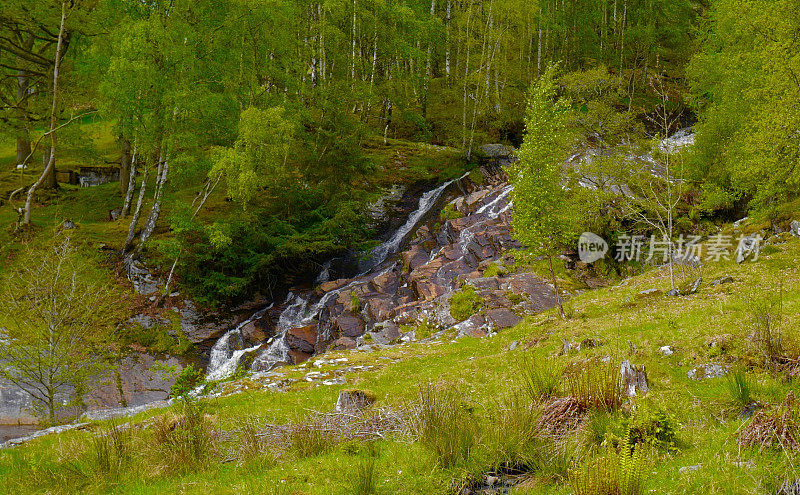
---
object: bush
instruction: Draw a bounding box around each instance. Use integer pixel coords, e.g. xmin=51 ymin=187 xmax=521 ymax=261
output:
xmin=152 ymin=398 xmax=216 ymax=471
xmin=440 ymin=203 xmax=462 ymax=221
xmin=171 ymin=364 xmax=204 ymax=399
xmin=483 ymin=262 xmax=507 ymax=278
xmin=415 ymin=383 xmax=479 ymax=468
xmin=449 ymin=285 xmax=484 ymax=322
xmin=603 ymin=399 xmax=680 ymax=453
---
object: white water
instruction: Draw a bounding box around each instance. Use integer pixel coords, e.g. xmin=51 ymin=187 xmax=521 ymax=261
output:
xmin=368 ymin=172 xmax=467 ymax=268
xmin=204 ymin=176 xmax=466 ymax=380
xmin=205 ymin=306 xmax=271 ymax=381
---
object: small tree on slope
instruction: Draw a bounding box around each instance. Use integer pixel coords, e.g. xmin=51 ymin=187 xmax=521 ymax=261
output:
xmin=510 ymin=65 xmax=576 ymax=318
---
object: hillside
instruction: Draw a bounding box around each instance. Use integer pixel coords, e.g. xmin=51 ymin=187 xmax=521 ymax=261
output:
xmin=1 ymin=215 xmax=799 ymax=494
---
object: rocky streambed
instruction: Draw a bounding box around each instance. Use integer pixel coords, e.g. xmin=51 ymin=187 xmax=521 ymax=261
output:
xmin=206 ymin=150 xmax=559 ymax=380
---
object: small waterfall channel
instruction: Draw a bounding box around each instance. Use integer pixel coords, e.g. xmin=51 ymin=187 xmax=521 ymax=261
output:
xmin=205 ymin=174 xmax=467 ymax=380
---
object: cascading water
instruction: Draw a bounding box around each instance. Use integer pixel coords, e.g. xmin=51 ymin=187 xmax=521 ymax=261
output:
xmin=205 ymin=175 xmax=467 ymax=379
xmin=367 ymin=172 xmax=468 ymax=269
xmin=205 ymin=306 xmax=271 ymax=381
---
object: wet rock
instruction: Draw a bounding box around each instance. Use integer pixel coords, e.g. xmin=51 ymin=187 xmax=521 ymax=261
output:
xmin=484 ymin=309 xmax=521 ymax=329
xmin=240 ymin=318 xmax=270 ymax=344
xmin=687 ymin=363 xmax=726 ymax=380
xmin=369 ymin=321 xmax=401 ymax=345
xmin=401 ymin=245 xmax=431 ymax=271
xmin=178 ymin=300 xmax=237 ymax=344
xmin=620 ymin=360 xmax=649 ymax=397
xmin=286 ymin=325 xmax=317 ymax=354
xmin=334 ymin=389 xmax=376 ymax=413
xmin=370 ymin=270 xmax=400 ymax=294
xmin=318 ymin=279 xmax=349 ymax=293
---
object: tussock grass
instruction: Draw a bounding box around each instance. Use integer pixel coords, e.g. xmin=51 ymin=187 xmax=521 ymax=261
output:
xmin=414 ymin=383 xmax=479 ymax=469
xmin=565 ymin=360 xmax=623 ymax=411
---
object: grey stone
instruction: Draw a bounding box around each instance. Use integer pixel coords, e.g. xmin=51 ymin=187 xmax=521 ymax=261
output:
xmin=710 ymin=276 xmax=734 ymax=286
xmin=687 ymin=363 xmax=727 ymax=380
xmin=791 ymin=220 xmax=800 ymax=238
xmin=659 ymin=346 xmax=674 ymax=356
xmin=508 ymin=340 xmax=519 ymax=351
xmin=735 ymin=234 xmax=761 ymax=263
xmin=620 ymin=360 xmax=649 ymax=397
xmin=679 ymin=464 xmax=702 ymax=474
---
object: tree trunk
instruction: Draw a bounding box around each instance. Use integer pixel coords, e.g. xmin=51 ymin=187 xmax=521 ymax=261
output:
xmin=121 ymin=145 xmax=137 ymax=217
xmin=136 ymin=154 xmax=169 ymax=252
xmin=549 ymin=255 xmax=565 ymax=318
xmin=22 ymin=2 xmax=66 ymax=225
xmin=119 ymin=138 xmax=132 ymax=196
xmin=123 ymin=166 xmax=148 ymax=253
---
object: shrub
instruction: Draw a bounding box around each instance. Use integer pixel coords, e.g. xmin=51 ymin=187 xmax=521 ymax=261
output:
xmin=565 ymin=360 xmax=623 ymax=411
xmin=349 ymin=291 xmax=361 ymax=312
xmin=171 ymin=364 xmax=204 ymax=398
xmin=518 ymin=355 xmax=562 ymax=401
xmin=449 ymin=285 xmax=484 ymax=322
xmin=415 ymin=383 xmax=479 ymax=468
xmin=602 ymin=399 xmax=680 ymax=453
xmin=483 ymin=262 xmax=507 ymax=278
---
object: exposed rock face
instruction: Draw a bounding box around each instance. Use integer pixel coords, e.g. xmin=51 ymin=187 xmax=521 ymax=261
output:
xmin=205 ymin=162 xmax=559 ymax=378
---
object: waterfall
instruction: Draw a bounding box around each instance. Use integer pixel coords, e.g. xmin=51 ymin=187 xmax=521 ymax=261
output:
xmin=204 ymin=175 xmax=466 ymax=381
xmin=367 ymin=172 xmax=467 ymax=269
xmin=205 ymin=306 xmax=270 ymax=381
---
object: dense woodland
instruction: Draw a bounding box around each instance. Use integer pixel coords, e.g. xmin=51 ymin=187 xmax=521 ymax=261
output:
xmin=0 ymin=0 xmax=797 ymax=305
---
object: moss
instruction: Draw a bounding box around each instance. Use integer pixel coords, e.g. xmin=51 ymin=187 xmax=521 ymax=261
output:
xmin=483 ymin=261 xmax=507 ymax=278
xmin=440 ymin=203 xmax=462 ymax=221
xmin=449 ymin=285 xmax=484 ymax=321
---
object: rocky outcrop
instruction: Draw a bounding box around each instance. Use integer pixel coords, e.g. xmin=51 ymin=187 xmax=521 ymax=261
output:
xmin=205 ymin=161 xmax=559 ymax=377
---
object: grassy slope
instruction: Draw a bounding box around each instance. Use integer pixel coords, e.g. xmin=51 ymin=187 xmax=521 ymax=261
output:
xmin=2 ymin=230 xmax=799 ymax=494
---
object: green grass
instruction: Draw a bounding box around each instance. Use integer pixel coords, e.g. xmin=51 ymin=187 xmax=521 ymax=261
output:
xmin=3 ymin=234 xmax=800 ymax=493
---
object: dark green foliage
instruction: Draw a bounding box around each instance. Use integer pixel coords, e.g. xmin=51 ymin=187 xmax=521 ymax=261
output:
xmin=171 ymin=364 xmax=204 ymax=399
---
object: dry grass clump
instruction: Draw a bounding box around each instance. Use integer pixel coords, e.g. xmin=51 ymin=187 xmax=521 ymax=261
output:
xmin=739 ymin=391 xmax=800 ymax=451
xmin=257 ymin=406 xmax=408 ymax=459
xmin=538 ymin=396 xmax=586 ymax=437
xmin=151 ymin=399 xmax=218 ymax=472
xmin=565 ymin=360 xmax=623 ymax=411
